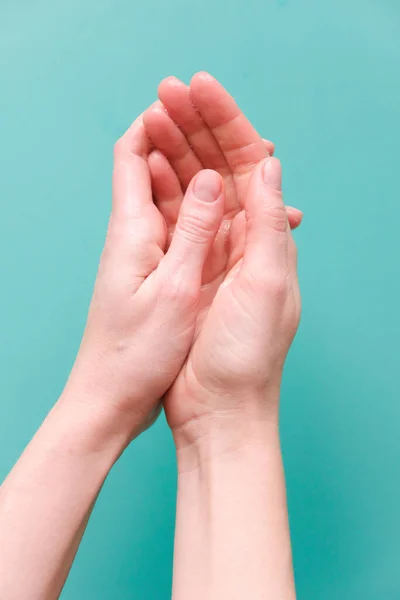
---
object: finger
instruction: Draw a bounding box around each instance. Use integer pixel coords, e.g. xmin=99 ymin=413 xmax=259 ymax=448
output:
xmin=242 ymin=157 xmax=288 ymax=278
xmin=263 ymin=139 xmax=275 ymax=156
xmin=158 ymin=76 xmax=229 ymax=174
xmin=190 ymin=72 xmax=268 ymax=175
xmin=226 ymin=203 xmax=302 ymax=276
xmin=160 ymin=170 xmax=224 ymax=285
xmin=287 ymin=228 xmax=298 ymax=277
xmin=286 ymin=221 xmax=300 ymax=314
xmin=148 ymin=150 xmax=183 ymax=230
xmin=113 ymin=115 xmax=153 ymax=218
xmin=111 ymin=116 xmax=166 ymax=285
xmin=286 ymin=206 xmax=303 ymax=229
xmin=159 ymin=78 xmax=275 ymax=172
xmin=143 ymin=101 xmax=202 ymax=189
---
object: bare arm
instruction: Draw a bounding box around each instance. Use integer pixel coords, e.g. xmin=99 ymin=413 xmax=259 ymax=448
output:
xmin=0 ymin=395 xmax=125 ymax=600
xmin=173 ymin=414 xmax=295 ymax=600
xmin=164 ymin=157 xmax=300 ymax=599
xmin=0 ymin=115 xmax=224 ymax=599
xmin=143 ymin=73 xmax=301 ymax=598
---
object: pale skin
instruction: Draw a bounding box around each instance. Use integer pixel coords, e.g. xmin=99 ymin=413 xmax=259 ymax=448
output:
xmin=0 ymin=73 xmax=300 ymax=600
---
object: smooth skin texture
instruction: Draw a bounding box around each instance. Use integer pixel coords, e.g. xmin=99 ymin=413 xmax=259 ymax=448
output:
xmin=169 ymin=158 xmax=298 ymax=600
xmin=144 ymin=73 xmax=302 ymax=288
xmin=145 ymin=72 xmax=302 ymax=220
xmin=144 ymin=74 xmax=299 ymax=600
xmin=0 ymin=74 xmax=300 ymax=600
xmin=0 ymin=117 xmax=227 ymax=600
xmin=142 ymin=72 xmax=299 ymax=428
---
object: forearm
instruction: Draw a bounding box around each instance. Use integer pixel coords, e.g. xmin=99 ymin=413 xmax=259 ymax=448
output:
xmin=172 ymin=408 xmax=295 ymax=600
xmin=0 ymin=389 xmax=127 ymax=600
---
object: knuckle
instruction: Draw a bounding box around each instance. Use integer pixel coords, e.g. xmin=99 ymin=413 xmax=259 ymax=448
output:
xmin=267 ymin=272 xmax=288 ymax=299
xmin=263 ymin=201 xmax=288 ymax=233
xmin=161 ymin=271 xmax=198 ymax=306
xmin=246 ymin=269 xmax=288 ymax=300
xmin=242 ymin=268 xmax=288 ymax=301
xmin=177 ymin=212 xmax=212 ymax=245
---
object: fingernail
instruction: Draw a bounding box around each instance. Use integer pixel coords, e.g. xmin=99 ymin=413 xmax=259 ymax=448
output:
xmin=197 ymin=71 xmax=215 ymax=82
xmin=193 ymin=170 xmax=221 ymax=202
xmin=148 ymin=149 xmax=164 ymax=161
xmin=163 ymin=75 xmax=184 ymax=88
xmin=263 ymin=158 xmax=282 ymax=191
xmin=150 ymin=100 xmax=167 ymax=113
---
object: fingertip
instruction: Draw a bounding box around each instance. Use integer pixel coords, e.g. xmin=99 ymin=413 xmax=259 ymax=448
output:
xmin=143 ymin=102 xmax=175 ymax=153
xmin=192 ymin=169 xmax=222 ymax=203
xmin=148 ymin=148 xmax=165 ymax=168
xmin=286 ymin=206 xmax=303 ymax=217
xmin=190 ymin=71 xmax=216 ymax=93
xmin=158 ymin=76 xmax=186 ymax=99
xmin=143 ymin=100 xmax=165 ymax=122
xmin=143 ymin=103 xmax=161 ymax=135
xmin=159 ymin=75 xmax=185 ymax=89
xmin=159 ymin=75 xmax=179 ymax=86
xmin=286 ymin=206 xmax=303 ymax=229
xmin=263 ymin=139 xmax=275 ymax=156
xmin=200 ymin=70 xmax=214 ymax=78
xmin=119 ymin=115 xmax=151 ymax=159
xmin=163 ymin=169 xmax=224 ymax=276
xmin=192 ymin=70 xmax=215 ymax=81
xmin=262 ymin=157 xmax=282 ymax=191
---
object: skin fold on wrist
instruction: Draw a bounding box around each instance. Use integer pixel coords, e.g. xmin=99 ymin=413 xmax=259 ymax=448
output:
xmin=171 ymin=404 xmax=295 ymax=600
xmin=172 ymin=396 xmax=282 ymax=474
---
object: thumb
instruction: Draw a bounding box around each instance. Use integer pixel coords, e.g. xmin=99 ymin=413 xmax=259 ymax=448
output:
xmin=242 ymin=157 xmax=289 ymax=279
xmin=159 ymin=169 xmax=224 ymax=288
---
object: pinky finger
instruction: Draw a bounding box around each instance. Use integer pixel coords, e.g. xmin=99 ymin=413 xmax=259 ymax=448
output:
xmin=263 ymin=138 xmax=275 ymax=156
xmin=286 ymin=206 xmax=303 ymax=230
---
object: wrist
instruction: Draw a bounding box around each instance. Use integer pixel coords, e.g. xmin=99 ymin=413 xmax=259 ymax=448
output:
xmin=173 ymin=390 xmax=281 ymax=474
xmin=52 ymin=386 xmax=134 ymax=468
xmin=172 ymin=400 xmax=294 ymax=600
xmin=62 ymin=357 xmax=161 ymax=456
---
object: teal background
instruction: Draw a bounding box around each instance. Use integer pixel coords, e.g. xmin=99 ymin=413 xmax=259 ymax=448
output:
xmin=1 ymin=0 xmax=399 ymax=597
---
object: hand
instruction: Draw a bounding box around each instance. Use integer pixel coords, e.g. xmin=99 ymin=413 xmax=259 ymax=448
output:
xmin=143 ymin=76 xmax=299 ymax=599
xmin=143 ymin=72 xmax=302 ymax=293
xmin=64 ymin=117 xmax=225 ymax=444
xmin=164 ymin=157 xmax=300 ymax=447
xmin=142 ymin=73 xmax=300 ymax=440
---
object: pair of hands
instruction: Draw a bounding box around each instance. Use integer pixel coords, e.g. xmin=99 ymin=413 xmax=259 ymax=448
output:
xmin=67 ymin=73 xmax=301 ymax=455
